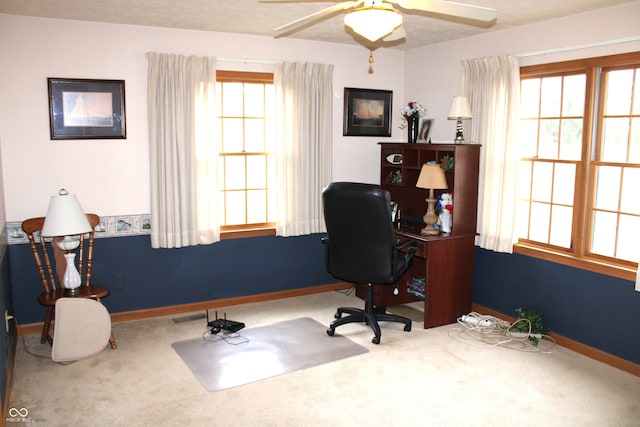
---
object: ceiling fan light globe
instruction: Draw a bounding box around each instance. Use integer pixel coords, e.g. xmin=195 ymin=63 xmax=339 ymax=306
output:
xmin=344 ymin=5 xmax=403 ymax=42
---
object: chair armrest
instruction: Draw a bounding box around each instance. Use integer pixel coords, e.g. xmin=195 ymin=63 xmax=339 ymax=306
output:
xmin=396 ymin=238 xmax=418 ymax=264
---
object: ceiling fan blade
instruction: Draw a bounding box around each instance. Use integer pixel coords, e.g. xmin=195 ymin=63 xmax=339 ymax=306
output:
xmin=273 ymin=1 xmax=363 ymax=37
xmin=383 ymin=25 xmax=406 ymax=42
xmin=395 ymin=0 xmax=497 ymax=22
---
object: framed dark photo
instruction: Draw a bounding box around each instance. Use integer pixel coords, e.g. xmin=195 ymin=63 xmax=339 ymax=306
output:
xmin=419 ymin=118 xmax=435 ymax=143
xmin=343 ymin=88 xmax=392 ymax=137
xmin=48 ymin=78 xmax=126 ymax=140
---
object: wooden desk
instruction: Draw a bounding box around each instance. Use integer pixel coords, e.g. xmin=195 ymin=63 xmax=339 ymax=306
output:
xmin=356 ymin=229 xmax=475 ymax=329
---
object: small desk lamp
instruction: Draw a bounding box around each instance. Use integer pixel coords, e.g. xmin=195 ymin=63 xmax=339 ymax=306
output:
xmin=448 ymin=96 xmax=472 ymax=143
xmin=41 ymin=189 xmax=92 ymax=296
xmin=416 ymin=164 xmax=448 ymax=235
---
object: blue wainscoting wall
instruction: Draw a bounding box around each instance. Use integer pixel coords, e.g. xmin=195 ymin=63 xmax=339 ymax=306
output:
xmin=473 ymin=248 xmax=640 ymax=365
xmin=7 ymin=236 xmax=640 ymax=367
xmin=9 ymin=233 xmax=335 ymax=325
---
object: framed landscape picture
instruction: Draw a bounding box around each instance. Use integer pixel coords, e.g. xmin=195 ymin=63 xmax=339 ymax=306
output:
xmin=48 ymin=78 xmax=126 ymax=140
xmin=343 ymin=88 xmax=392 ymax=137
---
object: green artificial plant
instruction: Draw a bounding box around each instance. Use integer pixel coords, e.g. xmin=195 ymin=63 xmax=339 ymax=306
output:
xmin=511 ymin=307 xmax=551 ymax=346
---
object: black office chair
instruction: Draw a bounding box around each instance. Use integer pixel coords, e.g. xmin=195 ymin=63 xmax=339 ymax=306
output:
xmin=322 ymin=182 xmax=418 ymax=344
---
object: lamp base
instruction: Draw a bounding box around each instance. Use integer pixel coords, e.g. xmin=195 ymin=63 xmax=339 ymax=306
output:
xmin=63 ymin=287 xmax=82 ymax=297
xmin=420 ymin=226 xmax=440 ymax=236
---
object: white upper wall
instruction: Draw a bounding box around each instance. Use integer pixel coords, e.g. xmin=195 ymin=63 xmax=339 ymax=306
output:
xmin=405 ymin=1 xmax=640 ymax=143
xmin=1 ymin=1 xmax=639 ymax=222
xmin=0 ymin=14 xmax=405 ymax=221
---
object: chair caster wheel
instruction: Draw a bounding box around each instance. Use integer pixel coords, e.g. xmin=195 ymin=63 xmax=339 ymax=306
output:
xmin=327 ymin=328 xmax=335 ymax=336
xmin=372 ymin=336 xmax=380 ymax=344
xmin=334 ymin=312 xmax=342 ymax=319
xmin=404 ymin=324 xmax=411 ymax=332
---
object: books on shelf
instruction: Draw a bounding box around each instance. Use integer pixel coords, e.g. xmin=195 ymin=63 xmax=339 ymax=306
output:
xmin=407 ymin=275 xmax=426 ymax=299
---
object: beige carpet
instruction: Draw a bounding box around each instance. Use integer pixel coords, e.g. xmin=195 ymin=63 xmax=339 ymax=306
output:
xmin=8 ymin=290 xmax=640 ymax=426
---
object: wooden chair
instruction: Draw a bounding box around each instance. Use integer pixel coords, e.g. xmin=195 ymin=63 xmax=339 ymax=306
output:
xmin=21 ymin=214 xmax=117 ymax=349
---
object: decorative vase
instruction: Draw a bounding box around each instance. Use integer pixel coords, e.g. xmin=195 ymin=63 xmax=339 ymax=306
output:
xmin=407 ymin=114 xmax=419 ymax=143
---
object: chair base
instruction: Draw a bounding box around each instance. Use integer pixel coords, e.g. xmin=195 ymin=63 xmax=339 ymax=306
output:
xmin=326 ymin=283 xmax=411 ymax=344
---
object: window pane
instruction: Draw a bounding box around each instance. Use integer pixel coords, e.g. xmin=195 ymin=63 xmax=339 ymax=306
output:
xmin=552 ymin=162 xmax=575 ymax=205
xmin=531 ymin=162 xmax=553 ymax=202
xmin=246 ymin=155 xmax=266 ymax=188
xmin=562 ymin=74 xmax=586 ymax=116
xmin=517 ymin=160 xmax=532 ymax=199
xmin=604 ymin=69 xmax=633 ymax=116
xmin=630 ymin=117 xmax=640 ymax=162
xmin=247 ymin=189 xmax=267 ymax=223
xmin=222 ymin=82 xmax=243 ymax=116
xmin=591 ymin=211 xmax=617 ymax=257
xmin=540 ymin=77 xmax=562 ymax=117
xmin=265 ymin=85 xmax=275 ymax=119
xmin=225 ymin=191 xmax=246 ymax=225
xmin=539 ymin=119 xmax=559 ymax=159
xmin=602 ymin=117 xmax=630 ymax=162
xmin=594 ymin=166 xmax=621 ymax=211
xmin=559 ymin=118 xmax=583 ymax=160
xmin=267 ymin=189 xmax=276 ymax=222
xmin=620 ymin=167 xmax=640 ymax=214
xmin=244 ymin=119 xmax=265 ymax=152
xmin=634 ymin=69 xmax=640 ymax=115
xmin=519 ymin=120 xmax=539 ymax=157
xmin=550 ymin=205 xmax=573 ymax=248
xmin=529 ymin=202 xmax=550 ymax=243
xmin=244 ymin=84 xmax=265 ymax=117
xmin=224 ymin=156 xmax=245 ymax=190
xmin=520 ymin=79 xmax=540 ymax=118
xmin=617 ymin=214 xmax=640 ymax=261
xmin=222 ymin=118 xmax=244 ymax=153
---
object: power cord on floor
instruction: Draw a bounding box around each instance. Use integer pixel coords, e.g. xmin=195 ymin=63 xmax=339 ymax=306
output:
xmin=448 ymin=311 xmax=556 ymax=353
xmin=335 ymin=285 xmax=356 ymax=296
xmin=19 ymin=334 xmax=77 ymax=365
xmin=201 ymin=329 xmax=249 ymax=346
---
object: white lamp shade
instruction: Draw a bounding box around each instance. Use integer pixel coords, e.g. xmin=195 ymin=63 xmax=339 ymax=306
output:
xmin=344 ymin=5 xmax=403 ymax=42
xmin=416 ymin=164 xmax=448 ymax=190
xmin=448 ymin=96 xmax=473 ymax=119
xmin=41 ymin=189 xmax=92 ymax=237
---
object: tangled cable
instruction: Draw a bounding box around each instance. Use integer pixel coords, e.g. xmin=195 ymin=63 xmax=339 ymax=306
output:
xmin=448 ymin=312 xmax=556 ymax=353
xmin=201 ymin=329 xmax=249 ymax=346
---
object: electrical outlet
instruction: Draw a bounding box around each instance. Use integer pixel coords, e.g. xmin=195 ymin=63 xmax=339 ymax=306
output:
xmin=5 ymin=310 xmax=14 ymax=333
xmin=114 ymin=274 xmax=124 ymax=289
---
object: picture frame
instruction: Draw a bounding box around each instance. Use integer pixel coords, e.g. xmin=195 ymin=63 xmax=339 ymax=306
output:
xmin=343 ymin=88 xmax=392 ymax=137
xmin=419 ymin=118 xmax=435 ymax=143
xmin=48 ymin=78 xmax=126 ymax=140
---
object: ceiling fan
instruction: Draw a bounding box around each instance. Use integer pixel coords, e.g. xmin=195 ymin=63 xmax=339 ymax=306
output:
xmin=260 ymin=0 xmax=498 ymax=43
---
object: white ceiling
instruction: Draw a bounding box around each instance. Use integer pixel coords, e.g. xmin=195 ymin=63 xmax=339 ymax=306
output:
xmin=0 ymin=0 xmax=634 ymax=50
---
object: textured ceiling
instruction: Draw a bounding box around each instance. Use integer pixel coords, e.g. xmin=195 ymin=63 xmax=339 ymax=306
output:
xmin=0 ymin=0 xmax=634 ymax=50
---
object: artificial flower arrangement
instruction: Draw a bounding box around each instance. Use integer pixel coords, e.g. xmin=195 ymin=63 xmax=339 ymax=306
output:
xmin=399 ymin=100 xmax=426 ymax=128
xmin=435 ymin=193 xmax=453 ymax=233
xmin=435 ymin=193 xmax=453 ymax=216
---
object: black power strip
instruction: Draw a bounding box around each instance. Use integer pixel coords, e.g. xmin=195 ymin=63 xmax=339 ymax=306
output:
xmin=206 ymin=311 xmax=245 ymax=333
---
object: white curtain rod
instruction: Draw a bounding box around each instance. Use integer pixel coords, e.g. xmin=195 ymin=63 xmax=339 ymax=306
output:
xmin=517 ymin=35 xmax=640 ymax=58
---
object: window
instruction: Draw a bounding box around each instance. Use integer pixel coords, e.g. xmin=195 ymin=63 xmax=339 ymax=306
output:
xmin=216 ymin=71 xmax=276 ymax=238
xmin=516 ymin=52 xmax=640 ymax=281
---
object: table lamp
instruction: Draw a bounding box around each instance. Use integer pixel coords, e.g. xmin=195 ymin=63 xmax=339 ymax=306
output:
xmin=41 ymin=189 xmax=92 ymax=296
xmin=447 ymin=96 xmax=472 ymax=143
xmin=415 ymin=164 xmax=448 ymax=235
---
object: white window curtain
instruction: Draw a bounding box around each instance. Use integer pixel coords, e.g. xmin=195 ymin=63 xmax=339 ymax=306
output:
xmin=461 ymin=55 xmax=521 ymax=253
xmin=146 ymin=52 xmax=219 ymax=248
xmin=274 ymin=62 xmax=333 ymax=236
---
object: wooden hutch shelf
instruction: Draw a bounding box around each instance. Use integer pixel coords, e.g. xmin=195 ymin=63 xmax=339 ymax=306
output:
xmin=356 ymin=142 xmax=481 ymax=328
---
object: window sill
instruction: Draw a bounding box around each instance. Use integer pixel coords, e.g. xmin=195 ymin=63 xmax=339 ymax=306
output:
xmin=220 ymin=226 xmax=276 ymax=240
xmin=513 ymin=243 xmax=637 ymax=282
